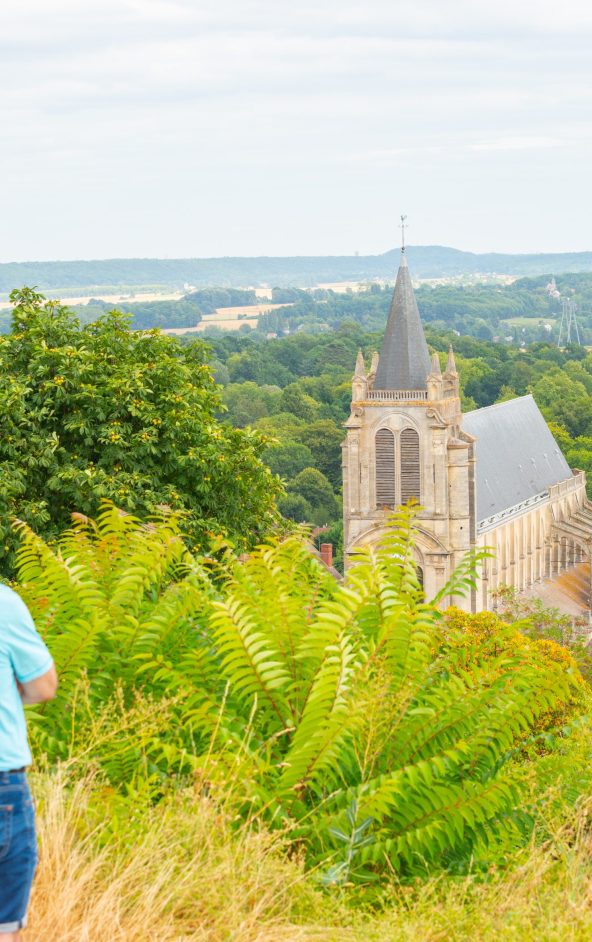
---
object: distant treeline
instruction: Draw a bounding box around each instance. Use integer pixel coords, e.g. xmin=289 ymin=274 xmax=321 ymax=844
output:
xmin=3 ymin=245 xmax=592 ymax=292
xmin=2 ymin=273 xmax=592 ymax=342
xmin=260 ymin=273 xmax=592 ymax=344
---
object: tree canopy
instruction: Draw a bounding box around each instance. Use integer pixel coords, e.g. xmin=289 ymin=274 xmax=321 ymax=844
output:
xmin=0 ymin=289 xmax=280 ymax=573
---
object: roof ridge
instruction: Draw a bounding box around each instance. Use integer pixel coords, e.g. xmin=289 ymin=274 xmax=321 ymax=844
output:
xmin=464 ymin=393 xmax=533 ymax=419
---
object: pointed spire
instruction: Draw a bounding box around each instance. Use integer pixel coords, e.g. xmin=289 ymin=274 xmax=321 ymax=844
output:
xmin=430 ymin=352 xmax=442 ymax=376
xmin=373 ymin=252 xmax=431 ymax=391
xmin=446 ymin=345 xmax=457 ymax=374
xmin=354 ymin=349 xmax=366 ymax=378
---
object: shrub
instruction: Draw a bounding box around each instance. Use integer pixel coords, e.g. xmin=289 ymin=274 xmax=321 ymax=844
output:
xmin=17 ymin=504 xmax=217 ymax=782
xmin=17 ymin=504 xmax=576 ymax=880
xmin=443 ymin=607 xmax=589 ymax=735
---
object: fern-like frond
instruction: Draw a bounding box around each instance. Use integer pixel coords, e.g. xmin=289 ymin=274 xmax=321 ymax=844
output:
xmin=209 ymin=596 xmax=292 ymax=727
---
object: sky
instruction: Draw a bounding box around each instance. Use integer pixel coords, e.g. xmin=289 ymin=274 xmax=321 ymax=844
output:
xmin=1 ymin=0 xmax=592 ymax=261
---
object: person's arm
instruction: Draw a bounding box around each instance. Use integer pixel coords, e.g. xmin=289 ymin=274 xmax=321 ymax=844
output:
xmin=17 ymin=663 xmax=58 ymax=704
xmin=7 ymin=588 xmax=57 ymax=705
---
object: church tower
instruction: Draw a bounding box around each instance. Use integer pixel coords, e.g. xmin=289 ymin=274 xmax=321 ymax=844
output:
xmin=342 ymin=244 xmax=477 ymax=609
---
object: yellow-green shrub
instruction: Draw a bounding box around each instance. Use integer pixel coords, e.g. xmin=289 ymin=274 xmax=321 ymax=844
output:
xmin=443 ymin=607 xmax=588 ymax=734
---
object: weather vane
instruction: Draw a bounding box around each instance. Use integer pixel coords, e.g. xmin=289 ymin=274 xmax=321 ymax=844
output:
xmin=399 ymin=214 xmax=408 ymax=253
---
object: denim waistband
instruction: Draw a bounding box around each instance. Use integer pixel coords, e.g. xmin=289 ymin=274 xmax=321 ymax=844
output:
xmin=0 ymin=771 xmax=27 ymax=786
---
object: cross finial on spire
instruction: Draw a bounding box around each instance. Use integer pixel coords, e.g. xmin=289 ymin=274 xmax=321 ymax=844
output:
xmin=399 ymin=214 xmax=408 ymax=253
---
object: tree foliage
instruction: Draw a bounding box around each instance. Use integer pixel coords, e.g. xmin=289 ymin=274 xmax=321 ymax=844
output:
xmin=0 ymin=289 xmax=280 ymax=573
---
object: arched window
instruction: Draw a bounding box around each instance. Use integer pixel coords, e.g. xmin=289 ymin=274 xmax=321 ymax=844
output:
xmin=400 ymin=428 xmax=420 ymax=504
xmin=375 ymin=429 xmax=395 ymax=507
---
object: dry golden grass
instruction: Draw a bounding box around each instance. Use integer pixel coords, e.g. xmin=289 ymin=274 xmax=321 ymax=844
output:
xmin=21 ymin=773 xmax=592 ymax=942
xmin=24 ymin=773 xmax=347 ymax=942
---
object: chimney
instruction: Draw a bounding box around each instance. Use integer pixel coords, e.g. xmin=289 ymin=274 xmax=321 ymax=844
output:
xmin=320 ymin=543 xmax=333 ymax=568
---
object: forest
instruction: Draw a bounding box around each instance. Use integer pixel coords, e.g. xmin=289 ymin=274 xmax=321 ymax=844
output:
xmin=71 ymin=287 xmax=259 ymax=330
xmin=258 ymin=272 xmax=592 ymax=343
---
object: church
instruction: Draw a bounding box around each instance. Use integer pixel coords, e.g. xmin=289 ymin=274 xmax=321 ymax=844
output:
xmin=342 ymin=247 xmax=592 ymax=613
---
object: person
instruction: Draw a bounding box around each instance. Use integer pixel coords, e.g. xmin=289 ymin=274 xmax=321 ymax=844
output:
xmin=0 ymin=584 xmax=57 ymax=940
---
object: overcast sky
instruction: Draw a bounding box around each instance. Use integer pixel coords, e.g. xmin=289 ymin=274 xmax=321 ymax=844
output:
xmin=1 ymin=0 xmax=592 ymax=261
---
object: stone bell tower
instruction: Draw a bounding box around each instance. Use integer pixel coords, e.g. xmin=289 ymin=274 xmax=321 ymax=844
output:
xmin=342 ymin=244 xmax=477 ymax=609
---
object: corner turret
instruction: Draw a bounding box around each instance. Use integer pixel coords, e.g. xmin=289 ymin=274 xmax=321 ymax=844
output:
xmin=367 ymin=351 xmax=380 ymax=389
xmin=444 ymin=344 xmax=460 ymax=400
xmin=427 ymin=351 xmax=443 ymax=401
xmin=352 ymin=349 xmax=367 ymax=400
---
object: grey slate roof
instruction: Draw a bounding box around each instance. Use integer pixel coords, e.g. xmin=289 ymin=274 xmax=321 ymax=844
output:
xmin=463 ymin=395 xmax=572 ymax=522
xmin=374 ymin=253 xmax=431 ymax=390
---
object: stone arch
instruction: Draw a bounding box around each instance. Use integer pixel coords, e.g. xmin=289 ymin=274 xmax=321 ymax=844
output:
xmin=368 ymin=411 xmax=421 ymax=434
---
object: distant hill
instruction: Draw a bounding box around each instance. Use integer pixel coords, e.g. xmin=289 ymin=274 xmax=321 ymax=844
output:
xmin=2 ymin=246 xmax=592 ymax=293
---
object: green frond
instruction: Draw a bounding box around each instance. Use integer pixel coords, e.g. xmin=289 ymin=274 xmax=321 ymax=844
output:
xmin=279 ymin=631 xmax=360 ymax=791
xmin=210 ymin=596 xmax=292 ymax=726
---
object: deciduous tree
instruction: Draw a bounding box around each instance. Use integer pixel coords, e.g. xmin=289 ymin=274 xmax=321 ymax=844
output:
xmin=0 ymin=289 xmax=280 ymax=573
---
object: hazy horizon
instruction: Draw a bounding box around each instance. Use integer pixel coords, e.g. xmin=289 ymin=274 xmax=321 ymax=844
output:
xmin=2 ymin=0 xmax=592 ymax=262
xmin=3 ymin=244 xmax=592 ymax=266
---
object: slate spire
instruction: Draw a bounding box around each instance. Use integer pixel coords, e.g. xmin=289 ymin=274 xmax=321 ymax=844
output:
xmin=373 ymin=250 xmax=431 ymax=391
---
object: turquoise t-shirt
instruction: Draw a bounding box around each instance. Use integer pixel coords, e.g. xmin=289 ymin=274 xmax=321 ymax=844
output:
xmin=0 ymin=585 xmax=53 ymax=771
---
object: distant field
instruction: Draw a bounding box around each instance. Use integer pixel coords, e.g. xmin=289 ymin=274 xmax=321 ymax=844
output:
xmin=162 ymin=302 xmax=292 ymax=334
xmin=501 ymin=316 xmax=558 ymax=327
xmin=0 ymin=289 xmax=184 ymax=311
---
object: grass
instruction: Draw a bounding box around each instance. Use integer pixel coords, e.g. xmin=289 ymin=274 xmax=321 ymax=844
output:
xmin=21 ymin=771 xmax=592 ymax=942
xmin=25 ymin=772 xmax=338 ymax=942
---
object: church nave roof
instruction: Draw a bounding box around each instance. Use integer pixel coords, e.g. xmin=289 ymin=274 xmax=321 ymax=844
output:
xmin=463 ymin=394 xmax=572 ymax=522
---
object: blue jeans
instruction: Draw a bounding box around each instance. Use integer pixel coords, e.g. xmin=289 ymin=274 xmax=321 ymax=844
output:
xmin=0 ymin=773 xmax=37 ymax=934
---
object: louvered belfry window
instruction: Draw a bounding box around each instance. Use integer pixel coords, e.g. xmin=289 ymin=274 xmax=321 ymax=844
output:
xmin=400 ymin=428 xmax=421 ymax=504
xmin=375 ymin=429 xmax=396 ymax=507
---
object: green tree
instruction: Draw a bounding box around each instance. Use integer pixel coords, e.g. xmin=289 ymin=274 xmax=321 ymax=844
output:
xmin=221 ymin=381 xmax=282 ymax=427
xmin=289 ymin=468 xmax=338 ymax=526
xmin=279 ymin=384 xmax=320 ymax=421
xmin=296 ymin=420 xmax=344 ymax=489
xmin=277 ymin=493 xmax=312 ymax=522
xmin=532 ymin=372 xmax=592 ymax=438
xmin=0 ymin=289 xmax=280 ymax=572
xmin=262 ymin=441 xmax=315 ymax=480
xmin=254 ymin=413 xmax=306 ymax=437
